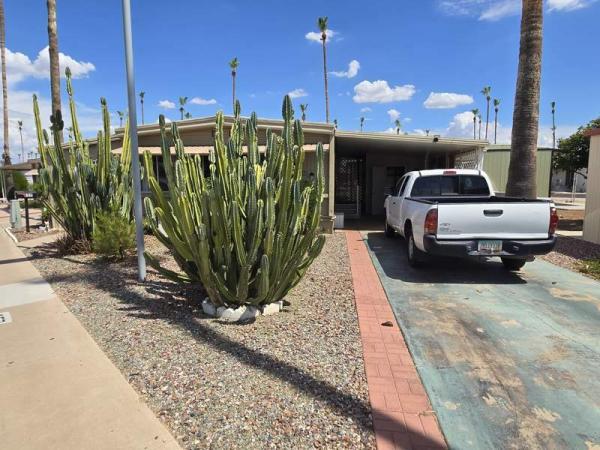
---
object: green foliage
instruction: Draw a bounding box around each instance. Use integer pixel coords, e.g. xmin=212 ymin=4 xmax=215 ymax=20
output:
xmin=11 ymin=171 xmax=29 ymax=191
xmin=579 ymin=259 xmax=600 ymax=281
xmin=553 ymin=117 xmax=600 ymax=176
xmin=144 ymin=96 xmax=325 ymax=307
xmin=33 ymin=68 xmax=133 ymax=244
xmin=92 ymin=210 xmax=135 ymax=259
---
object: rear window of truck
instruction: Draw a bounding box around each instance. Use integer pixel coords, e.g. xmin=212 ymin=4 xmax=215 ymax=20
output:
xmin=410 ymin=175 xmax=490 ymax=197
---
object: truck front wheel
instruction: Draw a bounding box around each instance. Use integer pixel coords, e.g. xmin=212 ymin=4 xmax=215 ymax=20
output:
xmin=501 ymin=258 xmax=527 ymax=271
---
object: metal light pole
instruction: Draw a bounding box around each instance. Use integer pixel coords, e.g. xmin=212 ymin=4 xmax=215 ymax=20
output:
xmin=121 ymin=0 xmax=146 ymax=281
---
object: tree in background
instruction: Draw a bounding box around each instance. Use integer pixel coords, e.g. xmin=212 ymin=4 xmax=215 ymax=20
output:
xmin=17 ymin=120 xmax=24 ymax=161
xmin=184 ymin=112 xmax=191 ymax=120
xmin=300 ymin=104 xmax=308 ymax=122
xmin=471 ymin=108 xmax=479 ymax=139
xmin=552 ymin=117 xmax=600 ymax=180
xmin=360 ymin=116 xmax=365 ymax=132
xmin=11 ymin=171 xmax=28 ymax=191
xmin=179 ymin=96 xmax=188 ymax=120
xmin=0 ymin=0 xmax=10 ymax=165
xmin=506 ymin=0 xmax=544 ymax=198
xmin=229 ymin=57 xmax=239 ymax=112
xmin=551 ymin=101 xmax=557 ymax=149
xmin=395 ymin=119 xmax=401 ymax=135
xmin=117 ymin=110 xmax=124 ymax=127
xmin=481 ymin=86 xmax=491 ymax=140
xmin=318 ymin=17 xmax=330 ymax=123
xmin=139 ymin=91 xmax=145 ymax=124
xmin=493 ymin=98 xmax=500 ymax=144
xmin=333 ymin=119 xmax=338 ymax=129
xmin=47 ymin=0 xmax=62 ymax=142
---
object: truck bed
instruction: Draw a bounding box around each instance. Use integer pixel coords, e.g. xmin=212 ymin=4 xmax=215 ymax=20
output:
xmin=407 ymin=195 xmax=551 ymax=204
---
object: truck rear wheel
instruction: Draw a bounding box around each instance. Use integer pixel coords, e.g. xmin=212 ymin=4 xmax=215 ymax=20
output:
xmin=501 ymin=258 xmax=527 ymax=271
xmin=406 ymin=232 xmax=424 ymax=267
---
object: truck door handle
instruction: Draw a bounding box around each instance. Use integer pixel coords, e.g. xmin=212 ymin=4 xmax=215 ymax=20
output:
xmin=484 ymin=209 xmax=503 ymax=216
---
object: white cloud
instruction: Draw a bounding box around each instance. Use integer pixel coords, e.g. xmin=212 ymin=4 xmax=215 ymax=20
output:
xmin=158 ymin=100 xmax=176 ymax=109
xmin=547 ymin=0 xmax=596 ymax=10
xmin=305 ymin=29 xmax=338 ymax=43
xmin=330 ymin=59 xmax=360 ymax=78
xmin=360 ymin=107 xmax=372 ymax=113
xmin=439 ymin=0 xmax=596 ymax=20
xmin=288 ymin=88 xmax=308 ymax=99
xmin=6 ymin=46 xmax=95 ymax=85
xmin=190 ymin=97 xmax=217 ymax=105
xmin=424 ymin=92 xmax=474 ymax=109
xmin=387 ymin=109 xmax=401 ymax=122
xmin=352 ymin=80 xmax=416 ymax=104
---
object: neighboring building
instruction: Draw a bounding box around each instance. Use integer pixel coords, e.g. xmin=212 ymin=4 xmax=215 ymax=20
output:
xmin=483 ymin=144 xmax=553 ymax=197
xmin=551 ymin=168 xmax=587 ymax=193
xmin=583 ymin=129 xmax=600 ymax=244
xmin=90 ymin=115 xmax=487 ymax=232
xmin=0 ymin=159 xmax=42 ymax=185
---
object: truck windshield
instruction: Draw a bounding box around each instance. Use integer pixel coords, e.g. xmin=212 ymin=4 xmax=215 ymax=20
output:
xmin=410 ymin=175 xmax=490 ymax=197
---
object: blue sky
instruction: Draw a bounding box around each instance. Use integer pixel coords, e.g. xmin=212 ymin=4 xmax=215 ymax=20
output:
xmin=3 ymin=0 xmax=600 ymax=162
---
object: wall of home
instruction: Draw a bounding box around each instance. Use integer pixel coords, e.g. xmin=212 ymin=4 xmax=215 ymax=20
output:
xmin=583 ymin=134 xmax=600 ymax=244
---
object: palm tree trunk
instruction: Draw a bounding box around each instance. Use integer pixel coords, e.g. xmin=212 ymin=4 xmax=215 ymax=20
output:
xmin=0 ymin=0 xmax=10 ymax=165
xmin=473 ymin=119 xmax=476 ymax=140
xmin=485 ymin=98 xmax=490 ymax=140
xmin=19 ymin=129 xmax=24 ymax=161
xmin=321 ymin=39 xmax=330 ymax=124
xmin=506 ymin=0 xmax=543 ymax=198
xmin=494 ymin=110 xmax=498 ymax=144
xmin=141 ymin=100 xmax=144 ymax=124
xmin=232 ymin=71 xmax=236 ymax=112
xmin=47 ymin=0 xmax=62 ymax=143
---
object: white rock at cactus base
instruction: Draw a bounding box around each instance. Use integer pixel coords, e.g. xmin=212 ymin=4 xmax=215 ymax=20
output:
xmin=201 ymin=298 xmax=216 ymax=316
xmin=261 ymin=301 xmax=283 ymax=316
xmin=216 ymin=305 xmax=260 ymax=322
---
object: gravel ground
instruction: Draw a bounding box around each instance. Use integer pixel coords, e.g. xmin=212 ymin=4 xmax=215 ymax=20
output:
xmin=541 ymin=235 xmax=600 ymax=276
xmin=26 ymin=232 xmax=375 ymax=450
xmin=12 ymin=228 xmax=60 ymax=242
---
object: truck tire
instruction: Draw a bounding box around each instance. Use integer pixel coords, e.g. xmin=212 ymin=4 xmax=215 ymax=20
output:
xmin=406 ymin=232 xmax=424 ymax=267
xmin=501 ymin=258 xmax=527 ymax=271
xmin=385 ymin=218 xmax=395 ymax=237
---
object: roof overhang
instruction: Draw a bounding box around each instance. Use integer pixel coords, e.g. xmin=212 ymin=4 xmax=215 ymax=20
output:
xmin=334 ymin=131 xmax=488 ymax=155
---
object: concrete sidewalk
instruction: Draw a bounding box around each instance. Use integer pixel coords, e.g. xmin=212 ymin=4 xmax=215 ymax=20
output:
xmin=0 ymin=221 xmax=180 ymax=449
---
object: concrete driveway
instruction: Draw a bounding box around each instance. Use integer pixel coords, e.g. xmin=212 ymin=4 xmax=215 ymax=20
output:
xmin=364 ymin=232 xmax=600 ymax=450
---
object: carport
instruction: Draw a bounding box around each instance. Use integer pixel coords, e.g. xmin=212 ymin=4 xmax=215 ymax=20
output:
xmin=333 ymin=132 xmax=487 ymax=218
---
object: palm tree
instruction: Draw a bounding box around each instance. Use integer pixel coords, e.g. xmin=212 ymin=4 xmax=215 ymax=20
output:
xmin=395 ymin=119 xmax=401 ymax=135
xmin=47 ymin=0 xmax=62 ymax=142
xmin=66 ymin=126 xmax=73 ymax=142
xmin=229 ymin=57 xmax=239 ymax=112
xmin=116 ymin=110 xmax=124 ymax=128
xmin=506 ymin=0 xmax=544 ymax=198
xmin=17 ymin=120 xmax=24 ymax=161
xmin=0 ymin=0 xmax=9 ymax=165
xmin=318 ymin=17 xmax=330 ymax=123
xmin=139 ymin=91 xmax=145 ymax=124
xmin=425 ymin=129 xmax=430 ymax=136
xmin=185 ymin=112 xmax=191 ymax=120
xmin=360 ymin=116 xmax=365 ymax=132
xmin=300 ymin=104 xmax=308 ymax=122
xmin=481 ymin=86 xmax=491 ymax=140
xmin=471 ymin=108 xmax=479 ymax=139
xmin=493 ymin=99 xmax=500 ymax=144
xmin=333 ymin=119 xmax=338 ymax=129
xmin=179 ymin=96 xmax=188 ymax=120
xmin=478 ymin=114 xmax=482 ymax=140
xmin=551 ymin=101 xmax=556 ymax=149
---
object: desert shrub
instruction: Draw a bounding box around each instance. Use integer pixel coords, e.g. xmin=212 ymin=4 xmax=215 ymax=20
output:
xmin=144 ymin=98 xmax=325 ymax=308
xmin=92 ymin=211 xmax=135 ymax=259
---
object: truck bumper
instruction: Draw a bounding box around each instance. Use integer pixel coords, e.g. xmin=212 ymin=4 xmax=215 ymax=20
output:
xmin=422 ymin=235 xmax=557 ymax=258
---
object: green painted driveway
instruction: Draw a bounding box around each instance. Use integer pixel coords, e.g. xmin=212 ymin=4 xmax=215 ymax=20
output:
xmin=364 ymin=232 xmax=600 ymax=450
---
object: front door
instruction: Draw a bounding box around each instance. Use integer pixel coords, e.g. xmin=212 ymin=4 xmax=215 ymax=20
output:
xmin=335 ymin=156 xmax=364 ymax=218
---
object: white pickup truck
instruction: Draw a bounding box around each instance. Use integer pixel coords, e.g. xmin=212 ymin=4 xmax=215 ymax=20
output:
xmin=383 ymin=169 xmax=558 ymax=270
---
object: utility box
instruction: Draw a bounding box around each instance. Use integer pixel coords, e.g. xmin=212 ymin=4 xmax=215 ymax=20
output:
xmin=9 ymin=199 xmax=22 ymax=229
xmin=334 ymin=213 xmax=344 ymax=229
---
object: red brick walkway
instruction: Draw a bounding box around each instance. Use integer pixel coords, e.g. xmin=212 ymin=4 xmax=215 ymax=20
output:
xmin=345 ymin=231 xmax=447 ymax=450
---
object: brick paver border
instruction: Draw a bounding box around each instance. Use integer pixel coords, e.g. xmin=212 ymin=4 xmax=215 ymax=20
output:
xmin=345 ymin=231 xmax=447 ymax=450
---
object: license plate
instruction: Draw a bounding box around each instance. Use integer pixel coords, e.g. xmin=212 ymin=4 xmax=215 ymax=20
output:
xmin=477 ymin=240 xmax=503 ymax=254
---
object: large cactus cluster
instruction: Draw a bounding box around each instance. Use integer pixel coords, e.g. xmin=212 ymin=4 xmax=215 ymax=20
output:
xmin=144 ymin=97 xmax=325 ymax=307
xmin=33 ymin=68 xmax=132 ymax=242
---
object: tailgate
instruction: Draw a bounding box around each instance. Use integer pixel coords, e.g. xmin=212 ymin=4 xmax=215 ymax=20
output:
xmin=436 ymin=202 xmax=550 ymax=239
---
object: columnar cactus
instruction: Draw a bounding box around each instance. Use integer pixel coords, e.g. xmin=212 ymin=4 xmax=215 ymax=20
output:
xmin=33 ymin=68 xmax=132 ymax=242
xmin=144 ymin=96 xmax=325 ymax=307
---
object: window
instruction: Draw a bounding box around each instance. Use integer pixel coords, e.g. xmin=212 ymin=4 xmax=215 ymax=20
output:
xmin=393 ymin=175 xmax=408 ymax=196
xmin=410 ymin=175 xmax=489 ymax=197
xmin=398 ymin=176 xmax=409 ymax=197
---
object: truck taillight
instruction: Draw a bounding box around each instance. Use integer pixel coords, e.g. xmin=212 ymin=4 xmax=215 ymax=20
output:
xmin=549 ymin=207 xmax=559 ymax=235
xmin=424 ymin=209 xmax=438 ymax=235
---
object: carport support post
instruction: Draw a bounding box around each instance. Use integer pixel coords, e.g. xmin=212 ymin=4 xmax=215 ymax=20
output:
xmin=328 ymin=133 xmax=335 ymax=219
xmin=24 ymin=197 xmax=29 ymax=232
